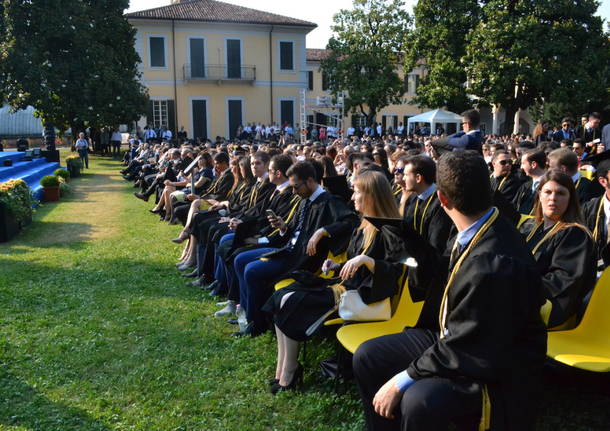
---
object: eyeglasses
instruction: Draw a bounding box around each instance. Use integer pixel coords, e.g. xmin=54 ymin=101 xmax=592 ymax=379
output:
xmin=498 ymin=160 xmax=512 ymax=166
xmin=291 ymin=181 xmax=305 ymax=190
xmin=394 ymin=168 xmax=404 ymax=175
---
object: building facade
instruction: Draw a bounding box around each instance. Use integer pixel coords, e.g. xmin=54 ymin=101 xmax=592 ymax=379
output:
xmin=127 ymin=0 xmax=316 ymax=141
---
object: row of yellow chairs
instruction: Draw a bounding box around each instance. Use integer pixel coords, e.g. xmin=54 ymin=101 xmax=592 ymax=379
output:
xmin=332 ymin=266 xmax=610 ymax=373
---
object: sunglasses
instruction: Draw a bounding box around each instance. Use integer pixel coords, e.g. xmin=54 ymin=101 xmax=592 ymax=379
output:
xmin=394 ymin=168 xmax=404 ymax=174
xmin=498 ymin=160 xmax=512 ymax=166
xmin=291 ymin=181 xmax=305 ymax=190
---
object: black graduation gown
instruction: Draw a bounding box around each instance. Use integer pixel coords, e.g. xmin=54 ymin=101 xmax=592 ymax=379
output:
xmin=402 ymin=192 xmax=453 ymax=254
xmin=202 ymin=170 xmax=235 ymax=201
xmin=266 ymin=191 xmax=360 ymax=273
xmin=513 ymin=179 xmax=537 ymax=215
xmin=519 ymin=220 xmax=597 ymax=329
xmin=583 ymin=195 xmax=610 ymax=268
xmin=375 ymin=213 xmax=547 ymax=431
xmin=575 ymin=175 xmax=602 ymax=204
xmin=490 ymin=173 xmax=521 ymax=204
xmin=265 ymin=228 xmax=389 ymax=341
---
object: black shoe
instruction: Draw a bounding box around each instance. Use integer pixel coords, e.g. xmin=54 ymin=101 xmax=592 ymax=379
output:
xmin=181 ymin=269 xmax=199 ymax=278
xmin=149 ymin=208 xmax=161 ymax=214
xmin=189 ymin=278 xmax=203 ymax=287
xmin=271 ymin=364 xmax=303 ymax=395
xmin=201 ymin=280 xmax=219 ymax=291
xmin=134 ymin=192 xmax=149 ymax=202
xmin=268 ymin=378 xmax=279 ymax=386
xmin=231 ymin=322 xmax=265 ymax=338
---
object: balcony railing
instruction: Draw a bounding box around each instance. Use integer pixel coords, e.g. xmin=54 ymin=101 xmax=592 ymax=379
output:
xmin=183 ymin=64 xmax=256 ymax=82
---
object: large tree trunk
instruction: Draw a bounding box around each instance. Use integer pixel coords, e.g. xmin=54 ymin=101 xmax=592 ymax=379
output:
xmin=502 ymin=104 xmax=518 ymax=136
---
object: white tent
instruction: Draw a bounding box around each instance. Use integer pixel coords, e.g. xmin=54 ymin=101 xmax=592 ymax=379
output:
xmin=407 ymin=109 xmax=463 ymax=135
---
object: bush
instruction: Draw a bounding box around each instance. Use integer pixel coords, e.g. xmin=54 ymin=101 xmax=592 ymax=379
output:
xmin=0 ymin=179 xmax=35 ymax=223
xmin=59 ymin=181 xmax=72 ymax=197
xmin=66 ymin=154 xmax=84 ymax=169
xmin=40 ymin=175 xmax=60 ymax=188
xmin=54 ymin=168 xmax=70 ymax=180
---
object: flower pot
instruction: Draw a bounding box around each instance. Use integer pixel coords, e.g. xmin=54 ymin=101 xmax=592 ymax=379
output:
xmin=0 ymin=203 xmax=20 ymax=243
xmin=43 ymin=186 xmax=60 ymax=202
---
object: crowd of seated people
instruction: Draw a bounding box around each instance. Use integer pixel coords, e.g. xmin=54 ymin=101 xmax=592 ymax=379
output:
xmin=121 ymin=108 xmax=609 ymax=430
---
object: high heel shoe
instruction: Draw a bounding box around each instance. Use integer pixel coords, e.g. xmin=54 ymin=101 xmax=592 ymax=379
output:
xmin=271 ymin=364 xmax=303 ymax=395
xmin=149 ymin=208 xmax=161 ymax=214
xmin=268 ymin=378 xmax=279 ymax=386
xmin=171 ymin=229 xmax=190 ymax=244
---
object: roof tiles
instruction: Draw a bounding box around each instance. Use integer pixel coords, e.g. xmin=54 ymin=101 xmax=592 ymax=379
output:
xmin=126 ymin=0 xmax=317 ymax=28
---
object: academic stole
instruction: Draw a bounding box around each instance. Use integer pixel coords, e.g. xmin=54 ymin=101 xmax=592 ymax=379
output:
xmin=438 ymin=207 xmax=499 ymax=431
xmin=413 ymin=193 xmax=435 ymax=235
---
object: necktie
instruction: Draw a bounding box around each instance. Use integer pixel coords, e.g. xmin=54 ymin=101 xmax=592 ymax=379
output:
xmin=449 ymin=240 xmax=462 ymax=269
xmin=289 ymin=199 xmax=311 ymax=250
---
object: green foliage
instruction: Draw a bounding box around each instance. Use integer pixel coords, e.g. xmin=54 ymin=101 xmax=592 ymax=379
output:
xmin=40 ymin=175 xmax=60 ymax=188
xmin=0 ymin=0 xmax=148 ymax=135
xmin=66 ymin=155 xmax=84 ymax=169
xmin=54 ymin=168 xmax=70 ymax=181
xmin=464 ymin=0 xmax=610 ymax=133
xmin=321 ymin=0 xmax=411 ymax=126
xmin=0 ymin=179 xmax=34 ymax=223
xmin=59 ymin=181 xmax=72 ymax=197
xmin=405 ymin=0 xmax=480 ymax=113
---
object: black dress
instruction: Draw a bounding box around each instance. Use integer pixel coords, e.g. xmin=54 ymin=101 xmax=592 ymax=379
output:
xmin=263 ymin=228 xmax=390 ymax=341
xmin=519 ymin=219 xmax=596 ymax=329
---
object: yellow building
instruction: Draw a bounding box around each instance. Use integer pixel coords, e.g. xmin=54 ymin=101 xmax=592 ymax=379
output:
xmin=305 ymin=48 xmax=429 ymax=135
xmin=127 ymin=0 xmax=316 ymax=140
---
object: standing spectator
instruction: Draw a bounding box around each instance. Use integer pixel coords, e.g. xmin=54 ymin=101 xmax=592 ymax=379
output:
xmin=144 ymin=125 xmax=157 ymax=143
xmin=177 ymin=126 xmax=187 ymax=144
xmin=533 ymin=120 xmax=551 ymax=145
xmin=579 ymin=112 xmax=602 ymax=144
xmin=111 ymin=129 xmax=122 ymax=157
xmin=75 ymin=132 xmax=90 ymax=169
xmin=552 ymin=117 xmax=575 ymax=142
xmin=161 ymin=126 xmax=173 ymax=142
xmin=602 ymin=121 xmax=610 ymax=151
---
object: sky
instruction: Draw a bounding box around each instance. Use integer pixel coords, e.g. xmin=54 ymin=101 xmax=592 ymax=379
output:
xmin=127 ymin=0 xmax=610 ymax=49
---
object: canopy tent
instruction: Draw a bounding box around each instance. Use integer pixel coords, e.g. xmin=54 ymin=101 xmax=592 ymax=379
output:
xmin=407 ymin=108 xmax=463 ymax=135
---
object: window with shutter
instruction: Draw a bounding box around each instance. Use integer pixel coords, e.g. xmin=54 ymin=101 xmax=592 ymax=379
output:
xmin=149 ymin=37 xmax=166 ymax=68
xmin=280 ymin=41 xmax=294 ymax=71
xmin=307 ymin=71 xmax=314 ymax=91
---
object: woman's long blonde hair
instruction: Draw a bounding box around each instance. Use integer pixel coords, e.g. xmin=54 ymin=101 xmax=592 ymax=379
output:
xmin=353 ymin=170 xmax=401 ymax=251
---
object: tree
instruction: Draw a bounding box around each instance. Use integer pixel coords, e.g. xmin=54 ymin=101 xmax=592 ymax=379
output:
xmin=404 ymin=0 xmax=480 ymax=113
xmin=321 ymin=0 xmax=411 ymax=127
xmin=0 ymin=0 xmax=147 ymax=138
xmin=464 ymin=0 xmax=610 ymax=134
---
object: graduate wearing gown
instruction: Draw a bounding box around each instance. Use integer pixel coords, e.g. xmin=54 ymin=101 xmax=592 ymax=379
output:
xmin=353 ymin=151 xmax=546 ymax=431
xmin=265 ymin=170 xmax=401 ymax=394
xmin=489 ymin=150 xmax=521 ymax=205
xmin=582 ymin=159 xmax=610 ymax=270
xmin=520 ymin=170 xmax=596 ymax=329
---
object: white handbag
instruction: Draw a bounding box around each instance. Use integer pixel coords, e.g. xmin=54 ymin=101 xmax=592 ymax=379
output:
xmin=338 ymin=290 xmax=391 ymax=322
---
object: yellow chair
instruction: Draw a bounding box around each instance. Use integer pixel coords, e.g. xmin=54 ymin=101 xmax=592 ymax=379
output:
xmin=335 ymin=279 xmax=423 ymax=354
xmin=546 ymin=269 xmax=610 ymax=372
xmin=273 ymin=250 xmax=348 ymax=291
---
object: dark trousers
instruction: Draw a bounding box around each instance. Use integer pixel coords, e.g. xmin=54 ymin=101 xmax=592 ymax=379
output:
xmin=353 ymin=328 xmax=481 ymax=431
xmin=77 ymin=149 xmax=89 ymax=168
xmin=234 ymin=248 xmax=299 ymax=329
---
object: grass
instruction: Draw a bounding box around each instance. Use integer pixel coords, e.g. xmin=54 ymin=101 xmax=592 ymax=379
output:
xmin=0 ymin=153 xmax=609 ymax=430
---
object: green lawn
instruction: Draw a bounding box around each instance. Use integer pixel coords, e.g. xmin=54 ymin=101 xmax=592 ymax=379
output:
xmin=0 ymin=154 xmax=609 ymax=430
